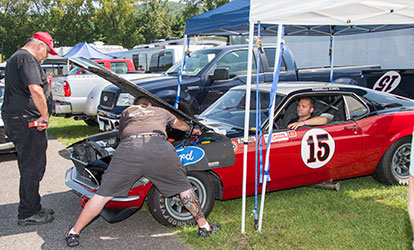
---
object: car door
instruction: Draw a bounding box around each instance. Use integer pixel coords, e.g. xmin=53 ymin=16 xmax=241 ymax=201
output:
xmin=262 ymin=93 xmax=363 ymax=191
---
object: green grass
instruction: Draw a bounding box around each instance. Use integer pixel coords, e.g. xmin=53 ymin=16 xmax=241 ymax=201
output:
xmin=174 ymin=177 xmax=411 ymax=250
xmin=48 ymin=117 xmax=412 ymax=249
xmin=48 ymin=116 xmax=100 ymax=146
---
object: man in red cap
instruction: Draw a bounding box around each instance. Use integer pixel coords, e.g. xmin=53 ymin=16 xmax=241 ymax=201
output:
xmin=1 ymin=31 xmax=57 ymax=226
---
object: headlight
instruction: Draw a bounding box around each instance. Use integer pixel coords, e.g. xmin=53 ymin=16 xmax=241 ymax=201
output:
xmin=116 ymin=93 xmax=134 ymax=106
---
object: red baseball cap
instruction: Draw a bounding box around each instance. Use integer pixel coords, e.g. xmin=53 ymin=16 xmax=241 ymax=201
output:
xmin=32 ymin=31 xmax=58 ymax=55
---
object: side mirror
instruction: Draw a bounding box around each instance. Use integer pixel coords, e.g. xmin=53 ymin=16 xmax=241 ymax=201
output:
xmin=210 ymin=68 xmax=229 ymax=82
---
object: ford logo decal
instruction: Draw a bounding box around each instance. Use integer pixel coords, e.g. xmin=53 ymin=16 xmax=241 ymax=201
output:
xmin=103 ymin=96 xmax=109 ymax=102
xmin=176 ymin=146 xmax=205 ymax=166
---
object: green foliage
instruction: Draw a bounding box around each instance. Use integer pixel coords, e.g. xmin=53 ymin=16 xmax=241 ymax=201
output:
xmin=0 ymin=0 xmax=199 ymax=57
xmin=180 ymin=0 xmax=229 ymax=20
xmin=136 ymin=0 xmax=174 ymax=44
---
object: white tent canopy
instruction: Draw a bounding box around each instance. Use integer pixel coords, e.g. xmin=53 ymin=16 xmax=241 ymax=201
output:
xmin=250 ymin=0 xmax=414 ymax=25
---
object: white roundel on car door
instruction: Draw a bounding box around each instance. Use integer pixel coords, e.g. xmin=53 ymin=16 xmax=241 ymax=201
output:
xmin=301 ymin=128 xmax=335 ymax=169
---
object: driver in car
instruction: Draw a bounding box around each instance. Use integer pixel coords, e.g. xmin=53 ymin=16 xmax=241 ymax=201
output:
xmin=287 ymin=97 xmax=328 ymax=130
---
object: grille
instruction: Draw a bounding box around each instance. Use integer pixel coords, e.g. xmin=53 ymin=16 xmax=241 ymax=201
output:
xmin=100 ymin=91 xmax=116 ymax=109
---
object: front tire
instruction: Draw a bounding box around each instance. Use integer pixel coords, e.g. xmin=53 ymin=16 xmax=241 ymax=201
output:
xmin=147 ymin=172 xmax=215 ymax=227
xmin=372 ymin=136 xmax=411 ymax=185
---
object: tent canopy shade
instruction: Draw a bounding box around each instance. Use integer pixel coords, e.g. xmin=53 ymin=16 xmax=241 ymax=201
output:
xmin=185 ymin=0 xmax=414 ymax=36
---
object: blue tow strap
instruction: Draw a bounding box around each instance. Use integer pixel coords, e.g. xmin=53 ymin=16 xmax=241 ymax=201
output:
xmin=265 ymin=26 xmax=285 ymax=182
xmin=254 ymin=23 xmax=264 ymax=229
xmin=174 ymin=37 xmax=190 ymax=108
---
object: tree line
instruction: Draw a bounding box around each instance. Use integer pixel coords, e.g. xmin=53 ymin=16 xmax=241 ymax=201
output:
xmin=0 ymin=0 xmax=229 ymax=59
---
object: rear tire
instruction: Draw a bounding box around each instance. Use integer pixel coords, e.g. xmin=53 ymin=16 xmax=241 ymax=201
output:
xmin=372 ymin=136 xmax=411 ymax=185
xmin=147 ymin=172 xmax=215 ymax=227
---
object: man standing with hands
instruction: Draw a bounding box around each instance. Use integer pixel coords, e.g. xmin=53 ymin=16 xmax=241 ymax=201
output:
xmin=1 ymin=31 xmax=57 ymax=226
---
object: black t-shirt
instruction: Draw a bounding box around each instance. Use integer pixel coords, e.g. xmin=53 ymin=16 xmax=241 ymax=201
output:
xmin=1 ymin=49 xmax=52 ymax=118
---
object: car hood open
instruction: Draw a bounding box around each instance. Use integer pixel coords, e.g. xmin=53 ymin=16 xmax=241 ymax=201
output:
xmin=69 ymin=57 xmax=206 ymax=129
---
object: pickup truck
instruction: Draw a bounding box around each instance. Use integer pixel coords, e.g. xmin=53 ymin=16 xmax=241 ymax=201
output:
xmin=51 ymin=58 xmax=161 ymax=125
xmin=97 ymin=44 xmax=380 ymax=131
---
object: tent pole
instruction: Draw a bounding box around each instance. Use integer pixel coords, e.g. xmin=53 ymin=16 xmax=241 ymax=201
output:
xmin=241 ymin=21 xmax=255 ymax=234
xmin=175 ymin=35 xmax=188 ymax=108
xmin=258 ymin=24 xmax=284 ymax=232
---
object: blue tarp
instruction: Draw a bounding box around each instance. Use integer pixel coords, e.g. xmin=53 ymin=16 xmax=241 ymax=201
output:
xmin=184 ymin=0 xmax=414 ymax=36
xmin=63 ymin=42 xmax=115 ymax=59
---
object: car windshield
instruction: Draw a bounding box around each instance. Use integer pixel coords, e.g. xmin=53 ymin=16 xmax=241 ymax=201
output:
xmin=165 ymin=49 xmax=222 ymax=77
xmin=199 ymin=89 xmax=284 ymax=130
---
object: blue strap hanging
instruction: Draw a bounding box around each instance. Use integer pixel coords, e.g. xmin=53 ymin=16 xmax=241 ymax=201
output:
xmin=174 ymin=37 xmax=190 ymax=108
xmin=329 ymin=34 xmax=334 ymax=83
xmin=254 ymin=22 xmax=264 ymax=229
xmin=265 ymin=26 xmax=285 ymax=182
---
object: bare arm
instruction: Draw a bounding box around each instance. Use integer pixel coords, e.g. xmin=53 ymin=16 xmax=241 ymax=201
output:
xmin=287 ymin=116 xmax=328 ymax=130
xmin=172 ymin=118 xmax=202 ymax=135
xmin=28 ymin=84 xmax=49 ymax=130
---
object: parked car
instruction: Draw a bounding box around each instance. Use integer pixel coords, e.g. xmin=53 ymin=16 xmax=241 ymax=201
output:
xmin=0 ymin=81 xmax=15 ymax=154
xmin=51 ymin=58 xmax=161 ymax=126
xmin=97 ymin=44 xmax=380 ymax=131
xmin=62 ymin=59 xmax=414 ymax=226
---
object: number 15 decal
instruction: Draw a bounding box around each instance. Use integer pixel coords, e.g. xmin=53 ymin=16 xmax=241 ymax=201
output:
xmin=301 ymin=128 xmax=335 ymax=169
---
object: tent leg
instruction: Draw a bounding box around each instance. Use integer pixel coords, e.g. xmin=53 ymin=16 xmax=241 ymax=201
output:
xmin=241 ymin=21 xmax=255 ymax=234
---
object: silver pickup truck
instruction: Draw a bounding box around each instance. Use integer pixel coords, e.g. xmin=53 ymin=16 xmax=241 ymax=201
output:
xmin=51 ymin=61 xmax=161 ymax=126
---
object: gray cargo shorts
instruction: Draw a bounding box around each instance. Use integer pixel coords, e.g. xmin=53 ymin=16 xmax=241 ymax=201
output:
xmin=96 ymin=135 xmax=191 ymax=198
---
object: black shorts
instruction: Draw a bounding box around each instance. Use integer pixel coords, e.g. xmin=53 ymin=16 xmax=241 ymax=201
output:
xmin=96 ymin=135 xmax=191 ymax=198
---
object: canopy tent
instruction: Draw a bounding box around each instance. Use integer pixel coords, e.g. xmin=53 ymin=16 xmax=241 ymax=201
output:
xmin=63 ymin=42 xmax=115 ymax=59
xmin=183 ymin=0 xmax=414 ymax=233
xmin=185 ymin=0 xmax=414 ymax=36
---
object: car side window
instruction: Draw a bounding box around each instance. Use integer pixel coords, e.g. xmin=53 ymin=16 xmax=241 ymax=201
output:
xmin=110 ymin=62 xmax=129 ymax=74
xmin=263 ymin=48 xmax=286 ymax=72
xmin=344 ymin=95 xmax=369 ymax=120
xmin=216 ymin=50 xmax=256 ymax=78
xmin=275 ymin=94 xmax=347 ymax=129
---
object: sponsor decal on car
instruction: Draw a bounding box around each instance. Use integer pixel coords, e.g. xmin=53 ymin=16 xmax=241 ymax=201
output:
xmin=237 ymin=136 xmax=256 ymax=145
xmin=232 ymin=140 xmax=239 ymax=152
xmin=176 ymin=146 xmax=205 ymax=166
xmin=288 ymin=130 xmax=297 ymax=138
xmin=301 ymin=128 xmax=335 ymax=169
xmin=264 ymin=132 xmax=289 ymax=143
xmin=373 ymin=71 xmax=401 ymax=93
xmin=312 ymin=87 xmax=340 ymax=92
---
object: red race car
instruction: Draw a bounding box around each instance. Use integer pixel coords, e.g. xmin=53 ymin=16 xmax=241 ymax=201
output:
xmin=63 ymin=58 xmax=413 ymax=227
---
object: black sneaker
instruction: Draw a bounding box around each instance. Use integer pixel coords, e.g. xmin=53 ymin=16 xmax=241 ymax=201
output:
xmin=40 ymin=207 xmax=54 ymax=215
xmin=197 ymin=222 xmax=221 ymax=237
xmin=66 ymin=231 xmax=80 ymax=247
xmin=17 ymin=212 xmax=54 ymax=226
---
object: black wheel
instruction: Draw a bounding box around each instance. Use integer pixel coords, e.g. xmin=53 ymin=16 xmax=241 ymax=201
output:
xmin=372 ymin=136 xmax=411 ymax=185
xmin=84 ymin=118 xmax=98 ymax=126
xmin=147 ymin=172 xmax=215 ymax=227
